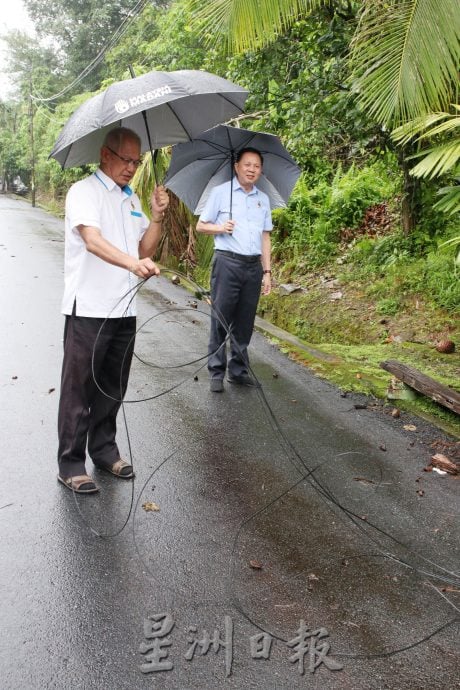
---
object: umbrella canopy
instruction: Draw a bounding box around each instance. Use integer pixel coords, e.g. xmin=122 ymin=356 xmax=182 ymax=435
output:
xmin=164 ymin=125 xmax=301 ymax=214
xmin=49 ymin=70 xmax=248 ymax=168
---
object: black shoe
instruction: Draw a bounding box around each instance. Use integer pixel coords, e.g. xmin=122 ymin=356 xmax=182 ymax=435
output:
xmin=227 ymin=374 xmax=259 ymax=387
xmin=210 ymin=378 xmax=224 ymax=392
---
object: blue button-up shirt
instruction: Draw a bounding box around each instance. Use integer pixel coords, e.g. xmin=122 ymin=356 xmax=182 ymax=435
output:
xmin=199 ymin=177 xmax=273 ymax=255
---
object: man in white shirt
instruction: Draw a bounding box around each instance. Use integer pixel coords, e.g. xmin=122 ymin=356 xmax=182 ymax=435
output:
xmin=57 ymin=127 xmax=169 ymax=493
xmin=197 ymin=148 xmax=272 ymax=393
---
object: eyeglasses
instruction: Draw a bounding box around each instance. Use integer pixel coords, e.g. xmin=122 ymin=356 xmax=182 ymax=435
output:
xmin=106 ymin=146 xmax=143 ymax=168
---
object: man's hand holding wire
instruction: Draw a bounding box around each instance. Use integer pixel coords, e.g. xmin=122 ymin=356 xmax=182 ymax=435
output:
xmin=130 ymin=257 xmax=160 ymax=278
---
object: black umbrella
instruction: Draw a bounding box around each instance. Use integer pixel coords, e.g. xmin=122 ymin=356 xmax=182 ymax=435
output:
xmin=49 ymin=70 xmax=248 ymax=169
xmin=164 ymin=125 xmax=300 ymax=215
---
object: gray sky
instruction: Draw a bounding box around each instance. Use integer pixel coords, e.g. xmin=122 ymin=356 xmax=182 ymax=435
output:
xmin=0 ymin=0 xmax=35 ymax=99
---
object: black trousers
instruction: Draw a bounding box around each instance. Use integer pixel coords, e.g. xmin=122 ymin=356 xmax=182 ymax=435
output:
xmin=208 ymin=252 xmax=263 ymax=379
xmin=57 ymin=313 xmax=136 ymax=479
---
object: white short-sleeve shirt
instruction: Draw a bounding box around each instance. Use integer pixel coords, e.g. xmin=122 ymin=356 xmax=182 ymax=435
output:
xmin=62 ymin=169 xmax=149 ymax=318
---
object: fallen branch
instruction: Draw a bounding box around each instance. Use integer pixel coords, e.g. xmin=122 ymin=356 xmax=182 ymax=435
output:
xmin=380 ymin=360 xmax=460 ymax=415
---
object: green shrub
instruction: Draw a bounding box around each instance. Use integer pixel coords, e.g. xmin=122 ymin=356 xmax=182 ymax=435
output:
xmin=351 ymin=235 xmax=460 ymax=313
xmin=376 ymin=297 xmax=401 ymax=316
xmin=272 ymin=159 xmax=400 ymax=269
xmin=325 ymin=162 xmax=398 ymax=229
xmin=353 ymin=232 xmax=412 ymax=268
xmin=422 ymin=252 xmax=460 ymax=311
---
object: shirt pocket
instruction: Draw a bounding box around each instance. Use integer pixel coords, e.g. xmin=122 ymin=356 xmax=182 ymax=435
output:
xmin=124 ymin=206 xmax=145 ymax=245
xmin=216 ymin=207 xmax=232 ymax=224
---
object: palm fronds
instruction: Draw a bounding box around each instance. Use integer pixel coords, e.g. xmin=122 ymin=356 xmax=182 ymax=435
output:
xmin=350 ymin=0 xmax=460 ymax=126
xmin=392 ymin=108 xmax=460 ymax=178
xmin=186 ymin=0 xmax=322 ymax=53
xmin=434 ymin=178 xmax=460 ymax=216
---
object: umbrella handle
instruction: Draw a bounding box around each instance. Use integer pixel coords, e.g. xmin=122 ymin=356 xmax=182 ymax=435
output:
xmin=229 ymin=154 xmax=234 ymax=221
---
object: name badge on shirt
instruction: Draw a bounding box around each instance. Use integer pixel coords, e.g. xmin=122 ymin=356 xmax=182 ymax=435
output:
xmin=130 ymin=210 xmax=142 ymax=217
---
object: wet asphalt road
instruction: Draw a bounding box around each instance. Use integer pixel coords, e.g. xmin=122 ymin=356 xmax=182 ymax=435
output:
xmin=0 ymin=195 xmax=459 ymax=690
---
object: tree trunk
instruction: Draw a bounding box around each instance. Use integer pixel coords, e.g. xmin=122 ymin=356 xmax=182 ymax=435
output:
xmin=398 ymin=147 xmax=421 ymax=235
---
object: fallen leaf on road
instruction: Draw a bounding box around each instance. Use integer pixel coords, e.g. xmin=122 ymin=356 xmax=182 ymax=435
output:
xmin=379 ymin=443 xmax=387 ymax=451
xmin=403 ymin=424 xmax=417 ymax=431
xmin=391 ymin=408 xmax=400 ymax=418
xmin=142 ymin=502 xmax=160 ymax=512
xmin=431 ymin=453 xmax=458 ymax=475
xmin=249 ymin=560 xmax=263 ymax=570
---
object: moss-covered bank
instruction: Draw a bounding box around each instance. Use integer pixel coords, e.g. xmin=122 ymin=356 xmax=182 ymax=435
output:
xmin=258 ymin=272 xmax=460 ymax=436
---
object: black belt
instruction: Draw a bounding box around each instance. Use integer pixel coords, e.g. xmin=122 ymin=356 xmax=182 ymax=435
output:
xmin=215 ymin=249 xmax=261 ymax=263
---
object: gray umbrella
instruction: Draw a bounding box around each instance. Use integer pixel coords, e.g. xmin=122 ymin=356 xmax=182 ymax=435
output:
xmin=49 ymin=70 xmax=248 ymax=168
xmin=164 ymin=124 xmax=301 ymax=214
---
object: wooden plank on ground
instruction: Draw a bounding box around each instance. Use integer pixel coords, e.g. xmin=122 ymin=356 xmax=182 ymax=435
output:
xmin=380 ymin=360 xmax=460 ymax=415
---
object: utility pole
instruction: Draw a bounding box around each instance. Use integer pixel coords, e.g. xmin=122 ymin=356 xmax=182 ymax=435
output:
xmin=28 ymin=73 xmax=36 ymax=207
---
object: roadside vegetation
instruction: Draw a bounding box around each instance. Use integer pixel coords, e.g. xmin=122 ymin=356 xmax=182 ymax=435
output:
xmin=1 ymin=0 xmax=459 ymax=432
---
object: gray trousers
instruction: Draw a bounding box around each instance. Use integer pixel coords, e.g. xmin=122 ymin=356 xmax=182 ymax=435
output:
xmin=208 ymin=251 xmax=263 ymax=379
xmin=57 ymin=312 xmax=136 ymax=478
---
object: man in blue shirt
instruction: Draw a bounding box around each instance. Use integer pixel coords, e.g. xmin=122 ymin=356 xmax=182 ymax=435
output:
xmin=197 ymin=147 xmax=273 ymax=392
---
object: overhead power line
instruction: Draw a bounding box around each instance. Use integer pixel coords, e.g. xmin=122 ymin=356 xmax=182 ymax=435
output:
xmin=31 ymin=0 xmax=148 ymax=104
